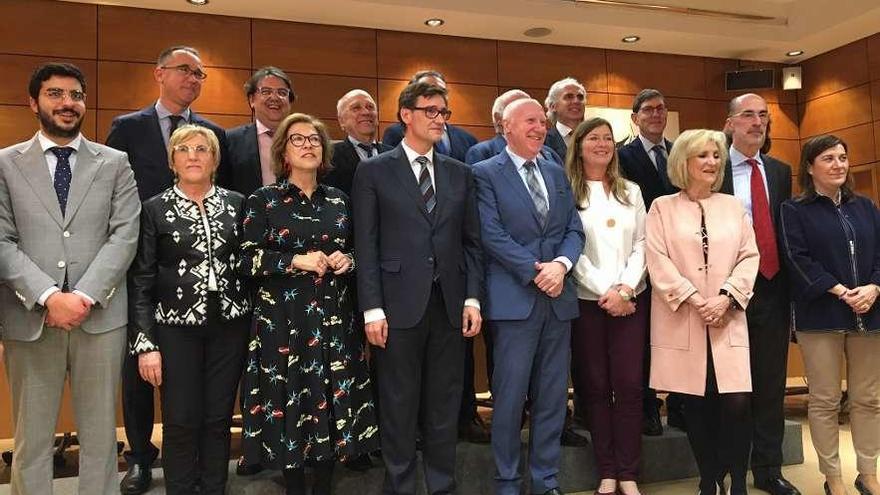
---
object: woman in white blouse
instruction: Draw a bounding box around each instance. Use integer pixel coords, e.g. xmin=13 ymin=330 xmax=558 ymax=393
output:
xmin=565 ymin=117 xmax=648 ymax=495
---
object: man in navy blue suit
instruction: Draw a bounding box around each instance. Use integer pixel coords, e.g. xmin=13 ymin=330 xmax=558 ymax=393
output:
xmin=105 ymin=45 xmax=231 ymax=495
xmin=465 ymin=89 xmax=563 ymax=166
xmin=473 ymin=98 xmax=584 ymax=495
xmin=543 ymin=77 xmax=586 ymax=161
xmin=381 ymin=70 xmax=477 ymax=163
xmin=354 ymin=81 xmax=484 ymax=495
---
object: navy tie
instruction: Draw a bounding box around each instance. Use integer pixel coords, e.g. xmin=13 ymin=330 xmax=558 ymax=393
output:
xmin=168 ymin=114 xmax=185 ymax=140
xmin=50 ymin=146 xmax=74 ymax=215
xmin=356 ymin=142 xmax=374 ymax=158
xmin=653 ymin=145 xmax=671 ymax=192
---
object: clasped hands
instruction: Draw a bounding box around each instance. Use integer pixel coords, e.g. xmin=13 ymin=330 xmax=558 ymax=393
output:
xmin=292 ymin=250 xmax=351 ymax=276
xmin=533 ymin=261 xmax=566 ymax=298
xmin=833 ymin=283 xmax=878 ymax=314
xmin=599 ymin=285 xmax=636 ymax=317
xmin=45 ymin=291 xmax=92 ymax=331
xmin=688 ymin=293 xmax=731 ymax=328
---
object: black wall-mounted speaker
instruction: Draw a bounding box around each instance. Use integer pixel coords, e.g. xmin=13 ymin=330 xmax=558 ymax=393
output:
xmin=725 ymin=69 xmax=775 ymax=91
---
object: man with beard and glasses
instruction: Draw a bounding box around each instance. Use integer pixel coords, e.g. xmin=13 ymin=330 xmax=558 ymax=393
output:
xmin=226 ymin=66 xmax=295 ymax=198
xmin=105 ymin=44 xmax=232 ymax=495
xmin=0 ymin=62 xmax=140 ymax=495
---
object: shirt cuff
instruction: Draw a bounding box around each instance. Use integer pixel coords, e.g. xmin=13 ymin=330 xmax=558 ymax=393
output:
xmin=73 ymin=290 xmax=95 ymax=306
xmin=363 ymin=307 xmax=386 ymax=324
xmin=37 ymin=286 xmax=60 ymax=306
xmin=553 ymin=256 xmax=573 ymax=273
xmin=464 ymin=298 xmax=480 ymax=311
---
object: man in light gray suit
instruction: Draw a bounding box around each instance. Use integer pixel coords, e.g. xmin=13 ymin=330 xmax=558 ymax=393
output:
xmin=0 ymin=62 xmax=140 ymax=494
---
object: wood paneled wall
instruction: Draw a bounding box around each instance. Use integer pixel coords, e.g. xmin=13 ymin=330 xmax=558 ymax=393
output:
xmin=797 ymin=34 xmax=880 ymax=200
xmin=0 ymin=0 xmax=798 ymax=159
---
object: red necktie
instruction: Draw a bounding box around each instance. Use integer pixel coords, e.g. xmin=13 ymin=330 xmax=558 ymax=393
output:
xmin=747 ymin=159 xmax=779 ymax=278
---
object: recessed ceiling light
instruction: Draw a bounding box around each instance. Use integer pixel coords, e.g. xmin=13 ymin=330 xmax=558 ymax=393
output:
xmin=786 ymin=50 xmax=804 ymax=57
xmin=524 ymin=27 xmax=552 ymax=38
xmin=621 ymin=35 xmax=640 ymax=43
xmin=425 ymin=18 xmax=444 ymax=27
xmin=186 ymin=0 xmax=208 ymax=4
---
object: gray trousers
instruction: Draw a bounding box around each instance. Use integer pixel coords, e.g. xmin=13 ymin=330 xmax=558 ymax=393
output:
xmin=4 ymin=325 xmax=126 ymax=495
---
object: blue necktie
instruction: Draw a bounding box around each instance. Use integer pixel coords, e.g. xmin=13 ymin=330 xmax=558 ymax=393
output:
xmin=523 ymin=160 xmax=549 ymax=226
xmin=50 ymin=146 xmax=74 ymax=215
xmin=653 ymin=145 xmax=672 ymax=192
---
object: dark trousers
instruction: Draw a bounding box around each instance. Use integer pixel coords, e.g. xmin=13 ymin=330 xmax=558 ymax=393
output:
xmin=491 ymin=295 xmax=570 ymax=495
xmin=155 ymin=298 xmax=249 ymax=495
xmin=459 ymin=337 xmax=477 ymax=423
xmin=375 ymin=284 xmax=465 ymax=495
xmin=747 ymin=274 xmax=790 ymax=481
xmin=122 ymin=348 xmax=159 ymax=467
xmin=684 ymin=338 xmax=752 ymax=495
xmin=572 ymin=294 xmax=648 ymax=480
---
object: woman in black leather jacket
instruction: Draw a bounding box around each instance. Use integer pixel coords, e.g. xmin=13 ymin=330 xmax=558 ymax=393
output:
xmin=128 ymin=124 xmax=251 ymax=495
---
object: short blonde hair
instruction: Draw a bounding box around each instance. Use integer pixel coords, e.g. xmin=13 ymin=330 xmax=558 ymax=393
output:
xmin=667 ymin=129 xmax=728 ymax=191
xmin=167 ymin=124 xmax=221 ymax=173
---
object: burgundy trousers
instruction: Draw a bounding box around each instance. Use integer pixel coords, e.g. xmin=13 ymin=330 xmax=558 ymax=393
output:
xmin=571 ymin=292 xmax=649 ymax=480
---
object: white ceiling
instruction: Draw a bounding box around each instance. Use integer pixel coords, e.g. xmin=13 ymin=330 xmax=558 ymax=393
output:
xmin=66 ymin=0 xmax=880 ymax=62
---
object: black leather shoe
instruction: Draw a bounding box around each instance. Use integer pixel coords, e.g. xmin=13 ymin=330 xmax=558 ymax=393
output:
xmin=459 ymin=417 xmax=491 ymax=443
xmin=755 ymin=476 xmax=801 ymax=495
xmin=235 ymin=456 xmax=264 ymax=476
xmin=855 ymin=477 xmax=875 ymax=495
xmin=642 ymin=411 xmax=663 ymax=436
xmin=343 ymin=453 xmax=373 ymax=472
xmin=560 ymin=425 xmax=589 ymax=447
xmin=539 ymin=488 xmax=564 ymax=495
xmin=120 ymin=463 xmax=152 ymax=495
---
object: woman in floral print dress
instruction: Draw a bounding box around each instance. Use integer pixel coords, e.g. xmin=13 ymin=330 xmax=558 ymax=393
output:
xmin=238 ymin=113 xmax=379 ymax=495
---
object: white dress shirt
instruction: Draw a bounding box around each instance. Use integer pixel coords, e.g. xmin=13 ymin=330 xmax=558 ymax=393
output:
xmin=363 ymin=139 xmax=479 ymax=324
xmin=573 ymin=180 xmax=647 ymax=300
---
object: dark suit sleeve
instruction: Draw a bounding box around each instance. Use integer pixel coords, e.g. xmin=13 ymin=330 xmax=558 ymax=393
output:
xmin=473 ymin=165 xmax=542 ymax=286
xmin=541 ymin=146 xmax=562 ymax=165
xmin=461 ymin=167 xmax=483 ymax=300
xmin=214 ymin=127 xmax=234 ymax=190
xmin=465 ymin=144 xmax=486 ymax=166
xmin=381 ymin=124 xmax=404 ymax=148
xmin=778 ymin=160 xmax=792 ymax=201
xmin=352 ymin=162 xmax=384 ymax=311
xmin=129 ymin=203 xmax=159 ymax=354
xmin=105 ymin=117 xmax=128 ymax=151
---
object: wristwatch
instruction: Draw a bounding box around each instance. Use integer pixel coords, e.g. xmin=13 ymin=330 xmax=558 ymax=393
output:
xmin=617 ymin=288 xmax=633 ymax=301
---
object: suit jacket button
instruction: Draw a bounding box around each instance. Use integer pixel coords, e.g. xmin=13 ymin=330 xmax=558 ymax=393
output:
xmin=57 ymin=261 xmax=66 ymax=268
xmin=63 ymin=231 xmax=71 ymax=238
xmin=428 ymin=257 xmax=434 ymax=263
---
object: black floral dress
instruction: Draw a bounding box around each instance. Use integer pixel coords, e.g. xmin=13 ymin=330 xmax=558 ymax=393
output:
xmin=238 ymin=179 xmax=379 ymax=469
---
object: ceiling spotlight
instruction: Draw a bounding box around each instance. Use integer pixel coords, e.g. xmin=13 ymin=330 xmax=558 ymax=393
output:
xmin=186 ymin=0 xmax=208 ymax=4
xmin=622 ymin=35 xmax=640 ymax=43
xmin=786 ymin=50 xmax=804 ymax=57
xmin=425 ymin=18 xmax=445 ymax=27
xmin=524 ymin=27 xmax=553 ymax=38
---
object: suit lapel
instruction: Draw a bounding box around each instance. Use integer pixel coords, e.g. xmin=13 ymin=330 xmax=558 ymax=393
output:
xmin=64 ymin=139 xmax=102 ymax=226
xmin=390 ymin=147 xmax=430 ymax=221
xmin=12 ymin=136 xmax=64 ymax=226
xmin=761 ymin=154 xmax=782 ymax=221
xmin=499 ymin=154 xmax=543 ymax=228
xmin=145 ymin=106 xmax=167 ymax=159
xmin=537 ymin=157 xmax=556 ymax=221
xmin=246 ymin=123 xmax=261 ymax=185
xmin=721 ymin=159 xmax=734 ymax=195
xmin=432 ymin=154 xmax=450 ymax=221
xmin=631 ymin=140 xmax=660 ymax=184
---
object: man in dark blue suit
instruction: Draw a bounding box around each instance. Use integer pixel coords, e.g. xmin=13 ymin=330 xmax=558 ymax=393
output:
xmin=225 ymin=66 xmax=294 ymax=198
xmin=616 ymin=88 xmax=682 ymax=438
xmin=542 ymin=77 xmax=586 ymax=161
xmin=465 ymin=89 xmax=562 ymax=166
xmin=104 ymin=45 xmax=232 ymax=495
xmin=381 ymin=70 xmax=477 ymax=163
xmin=473 ymin=98 xmax=584 ymax=495
xmin=353 ymin=81 xmax=484 ymax=495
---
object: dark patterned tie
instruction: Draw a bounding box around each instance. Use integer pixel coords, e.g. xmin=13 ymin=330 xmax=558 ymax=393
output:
xmin=415 ymin=156 xmax=436 ymax=214
xmin=653 ymin=144 xmax=672 ymax=192
xmin=523 ymin=160 xmax=548 ymax=226
xmin=50 ymin=146 xmax=74 ymax=215
xmin=168 ymin=114 xmax=185 ymax=139
xmin=356 ymin=142 xmax=374 ymax=158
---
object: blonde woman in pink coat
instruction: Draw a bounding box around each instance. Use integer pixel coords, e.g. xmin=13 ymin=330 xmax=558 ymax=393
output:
xmin=645 ymin=129 xmax=759 ymax=495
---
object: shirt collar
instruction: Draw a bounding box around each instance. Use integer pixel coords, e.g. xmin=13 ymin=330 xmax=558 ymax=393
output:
xmin=38 ymin=131 xmax=82 ymax=153
xmin=347 ymin=135 xmax=376 ymax=148
xmin=255 ymin=119 xmax=273 ymax=136
xmin=400 ymin=138 xmax=434 ymax=165
xmin=729 ymin=145 xmax=762 ymax=168
xmin=172 ymin=184 xmax=216 ymax=201
xmin=638 ymin=134 xmax=665 ymax=154
xmin=155 ymin=100 xmax=191 ymax=122
xmin=505 ymin=146 xmax=537 ymax=172
xmin=555 ymin=121 xmax=573 ymax=137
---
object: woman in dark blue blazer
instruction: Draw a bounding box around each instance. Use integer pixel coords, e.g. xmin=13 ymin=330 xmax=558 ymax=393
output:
xmin=779 ymin=134 xmax=880 ymax=495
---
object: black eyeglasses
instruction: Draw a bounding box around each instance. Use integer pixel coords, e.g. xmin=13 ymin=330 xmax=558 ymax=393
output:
xmin=287 ymin=133 xmax=322 ymax=148
xmin=161 ymin=64 xmax=208 ymax=81
xmin=411 ymin=106 xmax=452 ymax=121
xmin=257 ymin=87 xmax=291 ymax=99
xmin=44 ymin=88 xmax=86 ymax=102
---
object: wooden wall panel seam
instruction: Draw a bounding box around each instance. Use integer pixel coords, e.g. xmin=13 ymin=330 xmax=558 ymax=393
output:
xmin=800 ymin=83 xmax=872 ymax=103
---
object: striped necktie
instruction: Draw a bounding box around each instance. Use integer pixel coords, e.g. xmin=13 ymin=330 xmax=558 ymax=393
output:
xmin=415 ymin=156 xmax=436 ymax=214
xmin=523 ymin=160 xmax=548 ymax=225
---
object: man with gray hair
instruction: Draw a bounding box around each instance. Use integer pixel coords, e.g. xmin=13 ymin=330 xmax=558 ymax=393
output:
xmin=323 ymin=89 xmax=391 ymax=196
xmin=543 ymin=77 xmax=587 ymax=159
xmin=465 ymin=89 xmax=563 ymax=166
